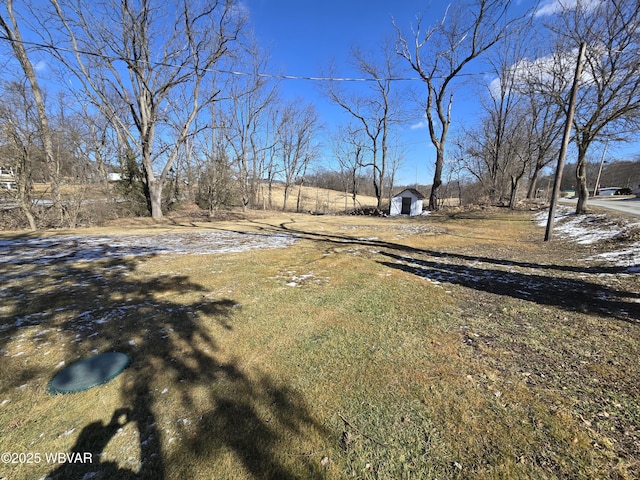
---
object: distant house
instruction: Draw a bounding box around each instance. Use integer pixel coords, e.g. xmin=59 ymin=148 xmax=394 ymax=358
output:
xmin=390 ymin=188 xmax=425 ymax=216
xmin=0 ymin=166 xmax=16 ymax=190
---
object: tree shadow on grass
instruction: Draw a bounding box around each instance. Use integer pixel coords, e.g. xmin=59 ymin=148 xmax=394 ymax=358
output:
xmin=231 ymin=218 xmax=633 ymax=276
xmin=219 ymin=218 xmax=639 ymax=323
xmin=378 ymin=250 xmax=640 ymax=322
xmin=171 ymin=374 xmax=328 ymax=480
xmin=0 ymin=239 xmax=330 ymax=479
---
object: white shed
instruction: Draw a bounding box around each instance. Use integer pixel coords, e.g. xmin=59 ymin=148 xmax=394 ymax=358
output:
xmin=390 ymin=188 xmax=425 ymax=216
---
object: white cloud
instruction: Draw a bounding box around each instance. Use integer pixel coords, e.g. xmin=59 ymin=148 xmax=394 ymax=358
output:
xmin=487 ymin=45 xmax=602 ymax=99
xmin=34 ymin=60 xmax=48 ymax=72
xmin=488 ymin=76 xmax=502 ymax=100
xmin=410 ymin=120 xmax=427 ymax=130
xmin=535 ymin=0 xmax=604 ymax=17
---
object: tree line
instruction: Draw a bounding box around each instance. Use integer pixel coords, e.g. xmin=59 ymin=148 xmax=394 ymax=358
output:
xmin=0 ymin=0 xmax=639 ymax=230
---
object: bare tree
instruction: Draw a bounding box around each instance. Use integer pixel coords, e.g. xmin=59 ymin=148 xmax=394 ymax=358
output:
xmin=195 ymin=145 xmax=235 ymax=215
xmin=332 ymin=123 xmax=365 ymax=211
xmin=323 ymin=41 xmax=404 ymax=209
xmin=0 ymin=80 xmax=39 ymax=230
xmin=384 ymin=133 xmax=404 ymax=208
xmin=276 ymin=100 xmax=319 ymax=211
xmin=0 ymin=0 xmax=62 ymax=225
xmin=193 ymin=100 xmax=235 ymax=215
xmin=220 ymin=43 xmax=279 ymax=211
xmin=44 ymin=0 xmax=246 ymax=218
xmin=394 ymin=0 xmax=526 ymax=210
xmin=545 ymin=0 xmax=640 ymax=213
xmin=479 ymin=36 xmax=526 ymax=204
xmin=519 ymin=66 xmax=565 ymax=200
xmin=469 ymin=31 xmax=565 ymax=209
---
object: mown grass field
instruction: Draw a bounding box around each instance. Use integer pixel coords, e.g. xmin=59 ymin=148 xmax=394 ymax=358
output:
xmin=28 ymin=180 xmax=383 ymax=215
xmin=0 ymin=210 xmax=638 ymax=479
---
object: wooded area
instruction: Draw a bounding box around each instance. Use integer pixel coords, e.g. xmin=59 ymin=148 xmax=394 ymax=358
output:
xmin=0 ymin=0 xmax=639 ymax=230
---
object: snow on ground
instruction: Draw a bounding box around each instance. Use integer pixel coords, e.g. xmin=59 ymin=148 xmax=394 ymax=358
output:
xmin=534 ymin=206 xmax=640 ymax=270
xmin=0 ymin=230 xmax=298 ymax=333
xmin=534 ymin=207 xmax=627 ymax=244
xmin=0 ymin=230 xmax=297 ymax=312
xmin=0 ymin=230 xmax=296 ymax=267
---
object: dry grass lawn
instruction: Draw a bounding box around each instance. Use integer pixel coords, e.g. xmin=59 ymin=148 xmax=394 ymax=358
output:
xmin=0 ymin=209 xmax=638 ymax=479
xmin=29 ymin=181 xmax=382 ymax=215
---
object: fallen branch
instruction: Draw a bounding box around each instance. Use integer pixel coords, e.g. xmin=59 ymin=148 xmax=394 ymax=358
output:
xmin=338 ymin=413 xmax=389 ymax=448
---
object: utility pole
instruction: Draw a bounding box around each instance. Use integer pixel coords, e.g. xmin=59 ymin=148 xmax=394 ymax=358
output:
xmin=593 ymin=141 xmax=608 ymax=196
xmin=545 ymin=42 xmax=587 ymax=242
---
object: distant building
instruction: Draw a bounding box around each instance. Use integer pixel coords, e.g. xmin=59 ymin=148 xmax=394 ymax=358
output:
xmin=0 ymin=166 xmax=16 ymax=190
xmin=390 ymin=188 xmax=425 ymax=216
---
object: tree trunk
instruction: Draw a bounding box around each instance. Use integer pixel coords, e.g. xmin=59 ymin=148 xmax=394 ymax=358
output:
xmin=526 ymin=163 xmax=543 ymax=199
xmin=0 ymin=1 xmax=62 ymax=224
xmin=373 ymin=175 xmax=381 ymax=209
xmin=575 ymin=147 xmax=589 ymax=214
xmin=149 ymin=179 xmax=163 ymax=219
xmin=282 ymin=185 xmax=290 ymax=211
xmin=352 ymin=172 xmax=358 ymax=211
xmin=240 ymin=152 xmax=249 ymax=212
xmin=509 ymin=175 xmax=521 ymax=209
xmin=429 ymin=147 xmax=444 ymax=210
xmin=20 ymin=204 xmax=37 ymax=231
xmin=296 ymin=178 xmax=304 ymax=212
xmin=17 ymin=170 xmax=36 ymax=230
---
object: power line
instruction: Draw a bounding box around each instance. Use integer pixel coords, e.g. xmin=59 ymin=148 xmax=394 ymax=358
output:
xmin=0 ymin=35 xmax=494 ymax=83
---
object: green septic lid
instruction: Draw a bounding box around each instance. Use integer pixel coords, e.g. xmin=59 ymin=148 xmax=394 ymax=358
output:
xmin=47 ymin=352 xmax=130 ymax=394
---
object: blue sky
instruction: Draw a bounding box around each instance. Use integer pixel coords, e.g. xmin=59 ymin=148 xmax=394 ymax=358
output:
xmin=242 ymin=0 xmax=512 ymax=186
xmin=6 ymin=0 xmax=635 ymax=187
xmin=243 ymin=0 xmax=472 ymax=186
xmin=243 ymin=0 xmax=639 ymax=186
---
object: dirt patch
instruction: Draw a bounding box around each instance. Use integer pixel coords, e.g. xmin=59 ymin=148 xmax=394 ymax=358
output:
xmin=611 ymin=225 xmax=640 ymax=242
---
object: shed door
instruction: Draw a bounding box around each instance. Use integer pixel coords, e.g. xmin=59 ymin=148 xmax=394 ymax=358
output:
xmin=401 ymin=197 xmax=412 ymax=215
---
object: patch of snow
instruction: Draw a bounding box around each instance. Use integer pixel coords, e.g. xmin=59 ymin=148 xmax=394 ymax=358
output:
xmin=534 ymin=207 xmax=629 ymax=244
xmin=588 ymin=244 xmax=640 ymax=269
xmin=535 ymin=207 xmax=640 ymax=268
xmin=396 ymin=224 xmax=444 ymax=235
xmin=0 ymin=231 xmax=297 ymax=274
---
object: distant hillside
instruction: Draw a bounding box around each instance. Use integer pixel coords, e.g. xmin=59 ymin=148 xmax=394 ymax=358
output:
xmin=260 ymin=183 xmax=380 ymax=213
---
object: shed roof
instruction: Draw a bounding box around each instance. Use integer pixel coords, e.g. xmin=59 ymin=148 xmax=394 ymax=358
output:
xmin=393 ymin=188 xmax=425 ymax=200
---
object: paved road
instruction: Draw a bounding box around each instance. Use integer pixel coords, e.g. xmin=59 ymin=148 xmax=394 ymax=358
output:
xmin=0 ymin=198 xmax=54 ymax=210
xmin=560 ymin=196 xmax=640 ymax=218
